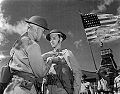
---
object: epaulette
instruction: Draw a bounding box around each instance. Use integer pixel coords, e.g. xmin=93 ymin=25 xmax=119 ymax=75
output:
xmin=21 ymin=36 xmax=33 ymax=47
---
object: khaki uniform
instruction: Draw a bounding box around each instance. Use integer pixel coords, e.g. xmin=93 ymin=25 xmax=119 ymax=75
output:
xmin=4 ymin=35 xmax=48 ymax=94
xmin=42 ymin=49 xmax=81 ymax=94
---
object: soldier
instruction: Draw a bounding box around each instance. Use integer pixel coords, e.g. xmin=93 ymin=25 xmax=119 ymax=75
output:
xmin=3 ymin=16 xmax=51 ymax=94
xmin=97 ymin=77 xmax=109 ymax=94
xmin=42 ymin=29 xmax=81 ymax=94
xmin=80 ymin=75 xmax=92 ymax=94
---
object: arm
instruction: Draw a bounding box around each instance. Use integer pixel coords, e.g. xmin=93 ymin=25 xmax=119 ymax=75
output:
xmin=26 ymin=43 xmax=49 ymax=78
xmin=42 ymin=51 xmax=54 ymax=62
xmin=67 ymin=50 xmax=82 ymax=94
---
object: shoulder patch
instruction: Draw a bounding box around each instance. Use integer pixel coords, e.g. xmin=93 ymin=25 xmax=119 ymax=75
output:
xmin=21 ymin=36 xmax=33 ymax=48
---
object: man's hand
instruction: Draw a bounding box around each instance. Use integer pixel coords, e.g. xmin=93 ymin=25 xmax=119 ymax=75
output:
xmin=47 ymin=56 xmax=60 ymax=63
xmin=47 ymin=57 xmax=53 ymax=65
xmin=52 ymin=57 xmax=61 ymax=63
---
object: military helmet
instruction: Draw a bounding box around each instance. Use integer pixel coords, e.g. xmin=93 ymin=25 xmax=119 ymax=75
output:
xmin=46 ymin=29 xmax=66 ymax=41
xmin=25 ymin=16 xmax=49 ymax=30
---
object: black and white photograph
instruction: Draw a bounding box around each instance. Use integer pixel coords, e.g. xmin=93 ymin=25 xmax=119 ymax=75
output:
xmin=0 ymin=0 xmax=120 ymax=94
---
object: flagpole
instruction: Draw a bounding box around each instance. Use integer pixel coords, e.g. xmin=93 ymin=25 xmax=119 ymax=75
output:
xmin=78 ymin=11 xmax=100 ymax=71
xmin=87 ymin=41 xmax=98 ymax=71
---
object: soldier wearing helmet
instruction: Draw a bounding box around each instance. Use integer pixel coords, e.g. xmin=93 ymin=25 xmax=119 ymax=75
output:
xmin=42 ymin=29 xmax=81 ymax=94
xmin=3 ymin=16 xmax=51 ymax=94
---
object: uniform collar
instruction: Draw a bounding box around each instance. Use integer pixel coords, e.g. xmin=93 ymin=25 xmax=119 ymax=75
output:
xmin=52 ymin=49 xmax=63 ymax=56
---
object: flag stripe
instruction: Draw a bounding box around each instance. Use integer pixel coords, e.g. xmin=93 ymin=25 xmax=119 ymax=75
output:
xmin=80 ymin=13 xmax=118 ymax=43
xmin=98 ymin=14 xmax=118 ymax=19
xmin=87 ymin=33 xmax=96 ymax=38
xmin=99 ymin=17 xmax=111 ymax=21
xmin=86 ymin=31 xmax=97 ymax=42
xmin=87 ymin=36 xmax=97 ymax=40
xmin=85 ymin=26 xmax=100 ymax=32
xmin=100 ymin=18 xmax=117 ymax=25
xmin=98 ymin=14 xmax=117 ymax=27
xmin=86 ymin=30 xmax=96 ymax=36
xmin=87 ymin=36 xmax=97 ymax=42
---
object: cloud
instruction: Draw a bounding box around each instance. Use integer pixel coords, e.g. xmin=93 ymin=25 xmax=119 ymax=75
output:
xmin=12 ymin=21 xmax=27 ymax=35
xmin=0 ymin=51 xmax=10 ymax=61
xmin=74 ymin=39 xmax=82 ymax=49
xmin=97 ymin=4 xmax=106 ymax=12
xmin=0 ymin=4 xmax=28 ymax=46
xmin=91 ymin=0 xmax=114 ymax=13
xmin=67 ymin=31 xmax=74 ymax=38
xmin=0 ymin=32 xmax=9 ymax=46
xmin=104 ymin=0 xmax=114 ymax=5
xmin=117 ymin=6 xmax=120 ymax=15
xmin=0 ymin=3 xmax=28 ymax=46
xmin=1 ymin=12 xmax=27 ymax=35
xmin=0 ymin=2 xmax=28 ymax=35
xmin=1 ymin=21 xmax=27 ymax=35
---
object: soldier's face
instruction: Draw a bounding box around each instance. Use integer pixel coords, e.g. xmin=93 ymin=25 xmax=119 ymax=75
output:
xmin=36 ymin=27 xmax=45 ymax=42
xmin=50 ymin=33 xmax=60 ymax=48
xmin=29 ymin=24 xmax=44 ymax=42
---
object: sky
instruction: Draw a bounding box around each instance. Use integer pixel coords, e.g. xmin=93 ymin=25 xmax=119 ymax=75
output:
xmin=0 ymin=0 xmax=120 ymax=72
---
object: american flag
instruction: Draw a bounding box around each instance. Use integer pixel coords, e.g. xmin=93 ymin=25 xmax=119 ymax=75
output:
xmin=80 ymin=13 xmax=118 ymax=42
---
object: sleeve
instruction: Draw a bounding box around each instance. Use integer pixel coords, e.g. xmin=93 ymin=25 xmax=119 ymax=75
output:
xmin=67 ymin=50 xmax=82 ymax=94
xmin=26 ymin=43 xmax=49 ymax=78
